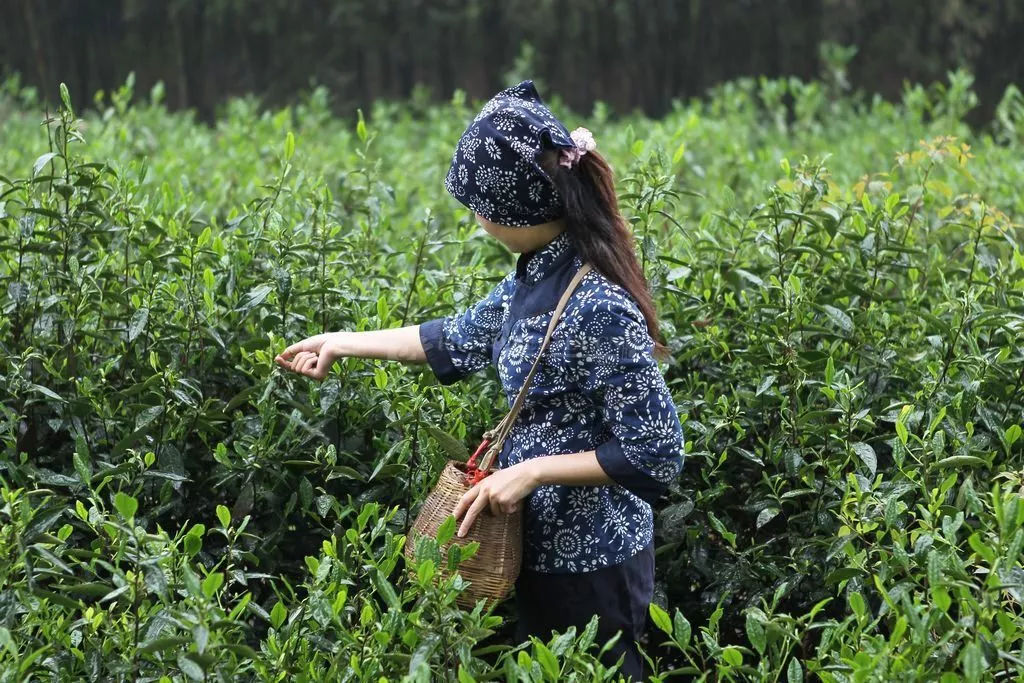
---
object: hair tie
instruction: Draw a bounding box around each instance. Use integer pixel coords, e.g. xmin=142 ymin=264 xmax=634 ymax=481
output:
xmin=558 ymin=127 xmax=597 ymax=168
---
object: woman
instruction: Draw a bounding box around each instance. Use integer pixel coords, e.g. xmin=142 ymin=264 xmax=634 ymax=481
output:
xmin=275 ymin=80 xmax=685 ymax=680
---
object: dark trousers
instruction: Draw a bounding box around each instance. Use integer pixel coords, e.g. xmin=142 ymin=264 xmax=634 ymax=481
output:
xmin=513 ymin=542 xmax=654 ymax=681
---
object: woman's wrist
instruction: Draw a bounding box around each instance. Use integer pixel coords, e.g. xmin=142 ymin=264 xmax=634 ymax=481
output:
xmin=522 ymin=458 xmax=548 ymax=487
xmin=327 ymin=330 xmax=352 ymax=355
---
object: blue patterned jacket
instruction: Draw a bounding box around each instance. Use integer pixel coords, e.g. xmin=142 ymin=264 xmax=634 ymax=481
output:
xmin=418 ymin=231 xmax=685 ymax=573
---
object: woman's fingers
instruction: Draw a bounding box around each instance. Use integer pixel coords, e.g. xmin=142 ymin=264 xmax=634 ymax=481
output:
xmin=277 ymin=337 xmax=321 ymax=363
xmin=458 ymin=489 xmax=490 ymax=537
xmin=453 ymin=486 xmax=478 ymax=520
xmin=277 ymin=341 xmax=306 ymax=362
xmin=296 ymin=352 xmax=318 ymax=372
xmin=298 ymin=354 xmax=318 ymax=377
xmin=454 ymin=484 xmax=520 ymax=537
xmin=287 ymin=351 xmax=312 ymax=372
xmin=276 ymin=344 xmax=333 ymax=381
xmin=488 ymin=493 xmax=504 ymax=517
xmin=307 ymin=356 xmax=327 ymax=380
xmin=309 ymin=347 xmax=336 ymax=380
xmin=307 ymin=358 xmax=327 ymax=380
xmin=455 ymin=477 xmax=525 ymax=528
xmin=276 ymin=334 xmax=341 ymax=377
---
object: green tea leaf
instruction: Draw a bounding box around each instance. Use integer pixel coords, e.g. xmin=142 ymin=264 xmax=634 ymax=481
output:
xmin=672 ymin=141 xmax=686 ymax=164
xmin=424 ymin=425 xmax=470 ymax=462
xmin=284 ymin=131 xmax=295 ymax=160
xmin=649 ymin=603 xmax=672 ymax=635
xmin=270 ymin=600 xmax=287 ymax=629
xmin=851 ymin=442 xmax=876 ymax=476
xmin=356 ymin=108 xmax=368 ymax=143
xmin=436 ymin=515 xmax=456 ymax=545
xmin=177 ymin=653 xmax=205 ymax=682
xmin=961 ymin=641 xmax=982 ymax=682
xmin=786 ymin=657 xmax=804 ymax=683
xmin=822 ymin=304 xmax=854 ymax=335
xmin=745 ymin=611 xmax=766 ymax=654
xmin=369 ymin=566 xmax=401 ymax=611
xmin=672 ymin=609 xmax=691 ymax=647
xmin=33 ymin=152 xmax=58 ymax=177
xmin=113 ymin=492 xmax=137 ymax=522
xmin=201 ymin=572 xmax=224 ymax=599
xmin=216 ymin=504 xmax=231 ymax=528
xmin=721 ymin=646 xmax=743 ymax=667
xmin=533 ymin=641 xmax=559 ymax=679
xmin=59 ymin=82 xmax=73 ymax=112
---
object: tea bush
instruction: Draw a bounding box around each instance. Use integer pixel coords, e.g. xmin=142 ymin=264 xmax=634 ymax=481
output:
xmin=1 ymin=72 xmax=1023 ymax=681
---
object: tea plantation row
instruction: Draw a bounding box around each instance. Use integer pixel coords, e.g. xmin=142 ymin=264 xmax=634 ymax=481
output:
xmin=1 ymin=72 xmax=1023 ymax=680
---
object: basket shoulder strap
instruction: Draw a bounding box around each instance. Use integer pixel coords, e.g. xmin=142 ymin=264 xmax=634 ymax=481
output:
xmin=479 ymin=261 xmax=592 ymax=470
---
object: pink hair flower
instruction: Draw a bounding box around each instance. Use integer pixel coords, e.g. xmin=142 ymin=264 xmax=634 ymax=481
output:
xmin=559 ymin=126 xmax=597 ymax=168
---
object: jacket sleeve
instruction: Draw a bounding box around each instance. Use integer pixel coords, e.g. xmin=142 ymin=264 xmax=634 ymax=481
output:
xmin=574 ymin=293 xmax=685 ymax=506
xmin=417 ymin=274 xmax=512 ymax=385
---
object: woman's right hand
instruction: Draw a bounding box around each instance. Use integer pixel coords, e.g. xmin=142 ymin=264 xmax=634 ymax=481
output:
xmin=274 ymin=332 xmax=345 ymax=381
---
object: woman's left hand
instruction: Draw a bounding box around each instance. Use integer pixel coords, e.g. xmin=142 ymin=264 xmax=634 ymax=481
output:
xmin=453 ymin=461 xmax=542 ymax=537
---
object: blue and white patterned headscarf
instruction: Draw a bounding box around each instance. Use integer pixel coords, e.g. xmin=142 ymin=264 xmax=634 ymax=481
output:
xmin=444 ymin=80 xmax=582 ymax=227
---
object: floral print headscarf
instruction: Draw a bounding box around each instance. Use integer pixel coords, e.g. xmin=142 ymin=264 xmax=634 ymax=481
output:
xmin=443 ymin=80 xmax=578 ymax=227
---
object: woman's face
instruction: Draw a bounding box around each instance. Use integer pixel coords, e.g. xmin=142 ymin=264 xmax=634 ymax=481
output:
xmin=475 ymin=213 xmax=565 ymax=253
xmin=475 ymin=213 xmax=513 ymax=242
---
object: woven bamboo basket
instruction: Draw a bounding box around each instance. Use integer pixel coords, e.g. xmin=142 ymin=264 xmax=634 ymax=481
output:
xmin=404 ymin=460 xmax=523 ymax=610
xmin=404 ymin=262 xmax=593 ymax=609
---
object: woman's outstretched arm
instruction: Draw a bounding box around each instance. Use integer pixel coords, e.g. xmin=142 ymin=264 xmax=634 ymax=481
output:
xmin=278 ymin=274 xmax=514 ymax=383
xmin=274 ymin=326 xmax=427 ymax=381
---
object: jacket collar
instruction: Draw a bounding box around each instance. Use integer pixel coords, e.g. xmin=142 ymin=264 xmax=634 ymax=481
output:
xmin=515 ymin=231 xmax=575 ymax=286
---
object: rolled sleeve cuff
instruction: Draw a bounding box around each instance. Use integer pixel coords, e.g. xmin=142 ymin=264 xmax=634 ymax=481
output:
xmin=418 ymin=317 xmax=463 ymax=385
xmin=595 ymin=437 xmax=669 ymax=506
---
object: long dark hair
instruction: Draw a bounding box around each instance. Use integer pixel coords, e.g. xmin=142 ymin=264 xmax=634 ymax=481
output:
xmin=540 ymin=149 xmax=670 ymax=360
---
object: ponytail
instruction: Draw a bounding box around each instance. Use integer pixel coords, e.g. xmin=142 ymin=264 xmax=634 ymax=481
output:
xmin=540 ymin=149 xmax=670 ymax=360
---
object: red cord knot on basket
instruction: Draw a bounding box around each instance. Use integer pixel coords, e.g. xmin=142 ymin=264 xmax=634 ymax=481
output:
xmin=464 ymin=437 xmax=493 ymax=485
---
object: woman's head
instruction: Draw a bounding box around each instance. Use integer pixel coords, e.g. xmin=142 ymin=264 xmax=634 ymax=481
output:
xmin=444 ymin=80 xmax=576 ymax=228
xmin=446 ymin=80 xmax=669 ymax=359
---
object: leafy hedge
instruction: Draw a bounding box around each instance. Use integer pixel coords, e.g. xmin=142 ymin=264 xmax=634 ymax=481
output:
xmin=1 ymin=72 xmax=1023 ymax=681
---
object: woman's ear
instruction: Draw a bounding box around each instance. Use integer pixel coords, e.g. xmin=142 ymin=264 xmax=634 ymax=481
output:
xmin=537 ymin=148 xmax=560 ymax=176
